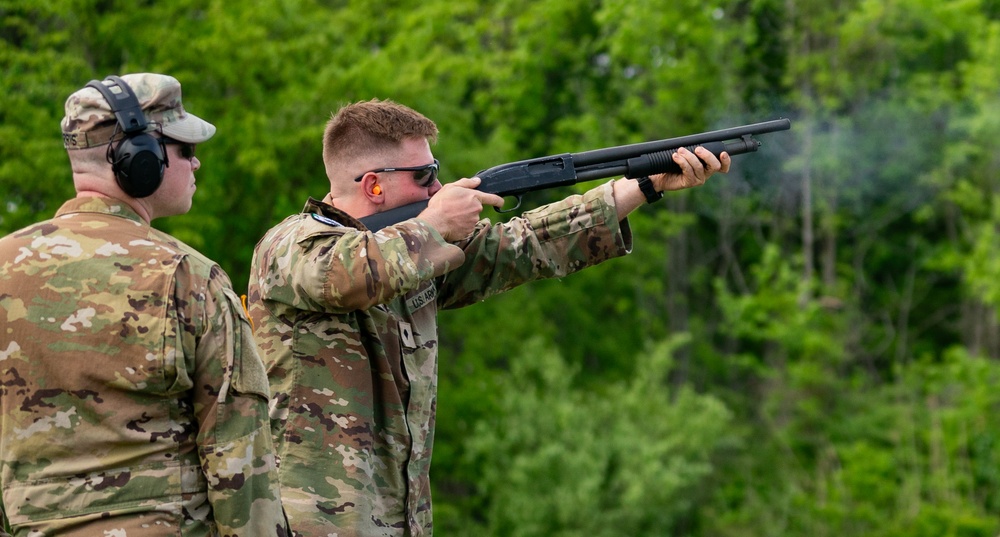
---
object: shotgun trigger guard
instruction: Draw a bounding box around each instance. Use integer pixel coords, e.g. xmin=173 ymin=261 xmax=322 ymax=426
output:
xmin=495 ymin=195 xmax=522 ymax=214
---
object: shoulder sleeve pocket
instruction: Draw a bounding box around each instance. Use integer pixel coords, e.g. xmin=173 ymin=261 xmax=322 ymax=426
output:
xmin=221 ymin=287 xmax=271 ymax=400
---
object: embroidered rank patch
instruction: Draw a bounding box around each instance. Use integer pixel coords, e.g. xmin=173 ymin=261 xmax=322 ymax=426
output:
xmin=399 ymin=321 xmax=416 ymax=349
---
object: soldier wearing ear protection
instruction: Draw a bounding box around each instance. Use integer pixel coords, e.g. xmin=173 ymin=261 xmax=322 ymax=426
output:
xmin=0 ymin=73 xmax=289 ymax=536
xmin=83 ymin=75 xmax=169 ymax=198
xmin=246 ymin=97 xmax=727 ymax=537
xmin=62 ymin=73 xmax=217 ymax=198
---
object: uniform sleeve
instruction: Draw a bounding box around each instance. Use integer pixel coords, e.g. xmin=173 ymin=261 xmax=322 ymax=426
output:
xmin=182 ymin=262 xmax=289 ymax=536
xmin=254 ymin=215 xmax=466 ymax=314
xmin=437 ymin=180 xmax=633 ymax=309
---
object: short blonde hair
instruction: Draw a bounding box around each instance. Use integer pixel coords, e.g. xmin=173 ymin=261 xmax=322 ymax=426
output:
xmin=67 ymin=145 xmax=111 ymax=173
xmin=322 ymin=99 xmax=438 ymax=176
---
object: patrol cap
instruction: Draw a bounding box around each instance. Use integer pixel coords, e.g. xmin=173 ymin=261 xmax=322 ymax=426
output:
xmin=61 ymin=73 xmax=216 ymax=149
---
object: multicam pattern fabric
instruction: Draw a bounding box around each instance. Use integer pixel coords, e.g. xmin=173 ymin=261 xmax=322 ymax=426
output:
xmin=0 ymin=197 xmax=287 ymax=536
xmin=248 ymin=181 xmax=632 ymax=536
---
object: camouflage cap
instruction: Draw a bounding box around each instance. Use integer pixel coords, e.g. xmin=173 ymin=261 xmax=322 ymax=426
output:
xmin=62 ymin=73 xmax=216 ymax=149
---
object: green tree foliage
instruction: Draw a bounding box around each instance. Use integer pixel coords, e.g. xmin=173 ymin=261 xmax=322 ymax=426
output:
xmin=455 ymin=336 xmax=734 ymax=536
xmin=3 ymin=0 xmax=1000 ymax=534
xmin=0 ymin=1 xmax=92 ymax=232
xmin=704 ymin=348 xmax=1000 ymax=537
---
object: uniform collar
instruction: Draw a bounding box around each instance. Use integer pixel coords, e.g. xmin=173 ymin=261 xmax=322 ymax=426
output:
xmin=303 ymin=196 xmax=365 ymax=229
xmin=55 ymin=196 xmax=146 ymax=224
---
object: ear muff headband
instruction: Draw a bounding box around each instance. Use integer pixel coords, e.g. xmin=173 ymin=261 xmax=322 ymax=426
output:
xmin=85 ymin=76 xmax=166 ymax=198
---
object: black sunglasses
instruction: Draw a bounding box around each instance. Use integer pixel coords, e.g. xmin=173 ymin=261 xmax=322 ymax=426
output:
xmin=162 ymin=137 xmax=196 ymax=160
xmin=352 ymin=159 xmax=440 ymax=188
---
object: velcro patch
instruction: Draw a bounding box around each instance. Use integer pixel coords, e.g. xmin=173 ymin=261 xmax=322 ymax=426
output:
xmin=405 ymin=284 xmax=437 ymax=314
xmin=311 ymin=213 xmax=343 ymax=227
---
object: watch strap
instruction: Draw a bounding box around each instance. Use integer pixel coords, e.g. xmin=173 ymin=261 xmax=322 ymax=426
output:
xmin=635 ymin=176 xmax=663 ymax=204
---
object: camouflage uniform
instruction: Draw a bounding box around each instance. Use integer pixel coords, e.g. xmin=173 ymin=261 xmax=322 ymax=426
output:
xmin=248 ymin=181 xmax=632 ymax=536
xmin=0 ymin=197 xmax=288 ymax=536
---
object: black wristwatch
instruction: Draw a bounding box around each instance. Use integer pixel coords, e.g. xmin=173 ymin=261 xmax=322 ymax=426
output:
xmin=634 ymin=176 xmax=663 ymax=204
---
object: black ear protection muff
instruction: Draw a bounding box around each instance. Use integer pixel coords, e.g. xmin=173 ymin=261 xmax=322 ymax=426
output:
xmin=86 ymin=76 xmax=167 ymax=198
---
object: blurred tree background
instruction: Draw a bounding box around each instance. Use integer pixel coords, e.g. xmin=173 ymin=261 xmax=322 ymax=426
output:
xmin=3 ymin=0 xmax=1000 ymax=534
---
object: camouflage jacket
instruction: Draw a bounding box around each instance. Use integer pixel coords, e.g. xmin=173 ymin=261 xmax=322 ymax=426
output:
xmin=0 ymin=197 xmax=288 ymax=536
xmin=247 ymin=182 xmax=632 ymax=536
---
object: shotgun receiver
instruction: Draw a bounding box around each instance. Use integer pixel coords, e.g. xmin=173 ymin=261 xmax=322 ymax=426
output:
xmin=360 ymin=118 xmax=791 ymax=231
